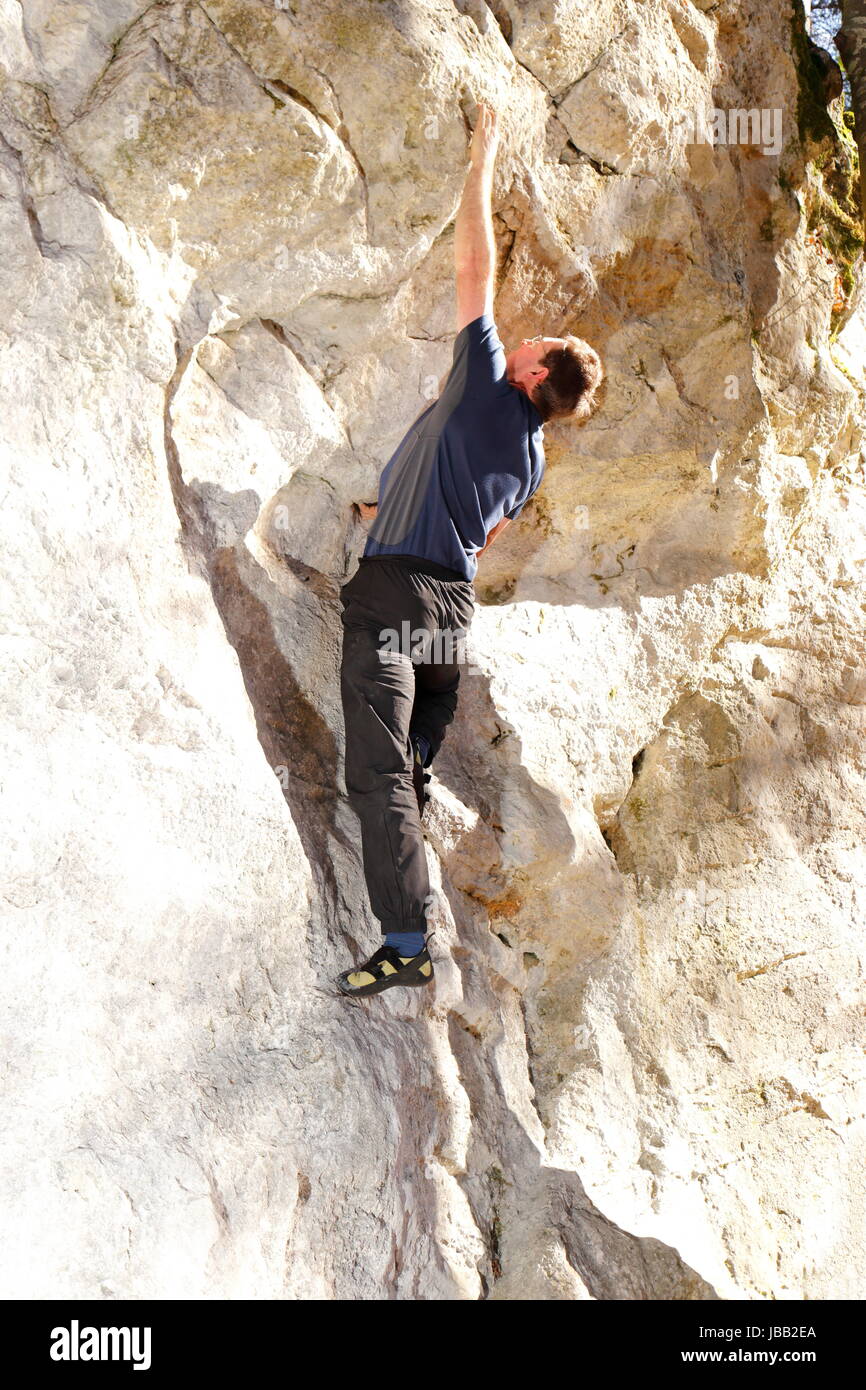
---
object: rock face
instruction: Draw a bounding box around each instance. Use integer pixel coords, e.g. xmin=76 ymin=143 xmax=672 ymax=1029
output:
xmin=1 ymin=0 xmax=865 ymax=1300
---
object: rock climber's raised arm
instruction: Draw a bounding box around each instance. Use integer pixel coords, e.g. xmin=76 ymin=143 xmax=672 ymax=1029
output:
xmin=454 ymin=102 xmax=499 ymax=334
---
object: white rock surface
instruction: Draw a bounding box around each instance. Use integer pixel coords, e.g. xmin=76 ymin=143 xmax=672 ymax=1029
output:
xmin=1 ymin=0 xmax=865 ymax=1299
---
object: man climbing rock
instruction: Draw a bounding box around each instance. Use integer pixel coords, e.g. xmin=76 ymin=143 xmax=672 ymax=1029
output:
xmin=336 ymin=102 xmax=603 ymax=998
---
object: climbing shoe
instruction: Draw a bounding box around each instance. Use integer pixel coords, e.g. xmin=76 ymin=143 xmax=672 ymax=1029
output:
xmin=411 ymin=734 xmax=432 ymax=819
xmin=336 ymin=941 xmax=435 ymax=998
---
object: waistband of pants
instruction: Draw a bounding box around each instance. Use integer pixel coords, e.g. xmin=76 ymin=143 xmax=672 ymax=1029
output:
xmin=358 ymin=553 xmax=470 ymax=584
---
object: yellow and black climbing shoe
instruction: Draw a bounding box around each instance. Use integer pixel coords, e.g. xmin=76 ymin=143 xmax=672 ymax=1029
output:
xmin=336 ymin=941 xmax=435 ymax=998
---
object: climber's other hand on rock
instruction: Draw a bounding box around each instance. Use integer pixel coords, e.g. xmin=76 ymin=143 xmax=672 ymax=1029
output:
xmin=357 ymin=501 xmax=378 ymax=521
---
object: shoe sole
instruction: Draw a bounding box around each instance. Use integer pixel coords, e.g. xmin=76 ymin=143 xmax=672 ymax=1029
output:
xmin=336 ymin=967 xmax=435 ymax=998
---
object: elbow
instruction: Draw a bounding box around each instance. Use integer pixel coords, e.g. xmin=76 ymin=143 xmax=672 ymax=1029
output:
xmin=455 ymin=255 xmax=493 ymax=280
xmin=458 ymin=257 xmax=492 ymax=278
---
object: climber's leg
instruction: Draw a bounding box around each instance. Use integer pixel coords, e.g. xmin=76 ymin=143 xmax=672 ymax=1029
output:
xmin=409 ymin=580 xmax=476 ymax=765
xmin=409 ymin=659 xmax=462 ymax=767
xmin=338 ymin=563 xmax=435 ymax=937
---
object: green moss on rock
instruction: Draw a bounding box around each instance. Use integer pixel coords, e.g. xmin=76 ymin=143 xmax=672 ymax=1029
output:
xmin=791 ymin=2 xmax=838 ymax=148
xmin=790 ymin=4 xmax=864 ymax=330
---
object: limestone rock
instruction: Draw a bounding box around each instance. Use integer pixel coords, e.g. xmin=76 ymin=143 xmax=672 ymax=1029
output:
xmin=1 ymin=0 xmax=865 ymax=1299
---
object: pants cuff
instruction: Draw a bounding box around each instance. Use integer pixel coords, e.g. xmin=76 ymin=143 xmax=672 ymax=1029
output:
xmin=378 ymin=916 xmax=427 ymax=933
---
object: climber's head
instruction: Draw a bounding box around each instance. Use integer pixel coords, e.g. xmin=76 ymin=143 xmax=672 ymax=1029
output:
xmin=506 ymin=334 xmax=603 ymax=424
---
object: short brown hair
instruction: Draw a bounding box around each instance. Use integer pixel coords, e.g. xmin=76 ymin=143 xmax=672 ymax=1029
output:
xmin=532 ymin=336 xmax=603 ymax=424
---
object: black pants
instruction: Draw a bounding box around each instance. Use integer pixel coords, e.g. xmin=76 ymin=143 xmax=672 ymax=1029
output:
xmin=338 ymin=556 xmax=476 ymax=935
